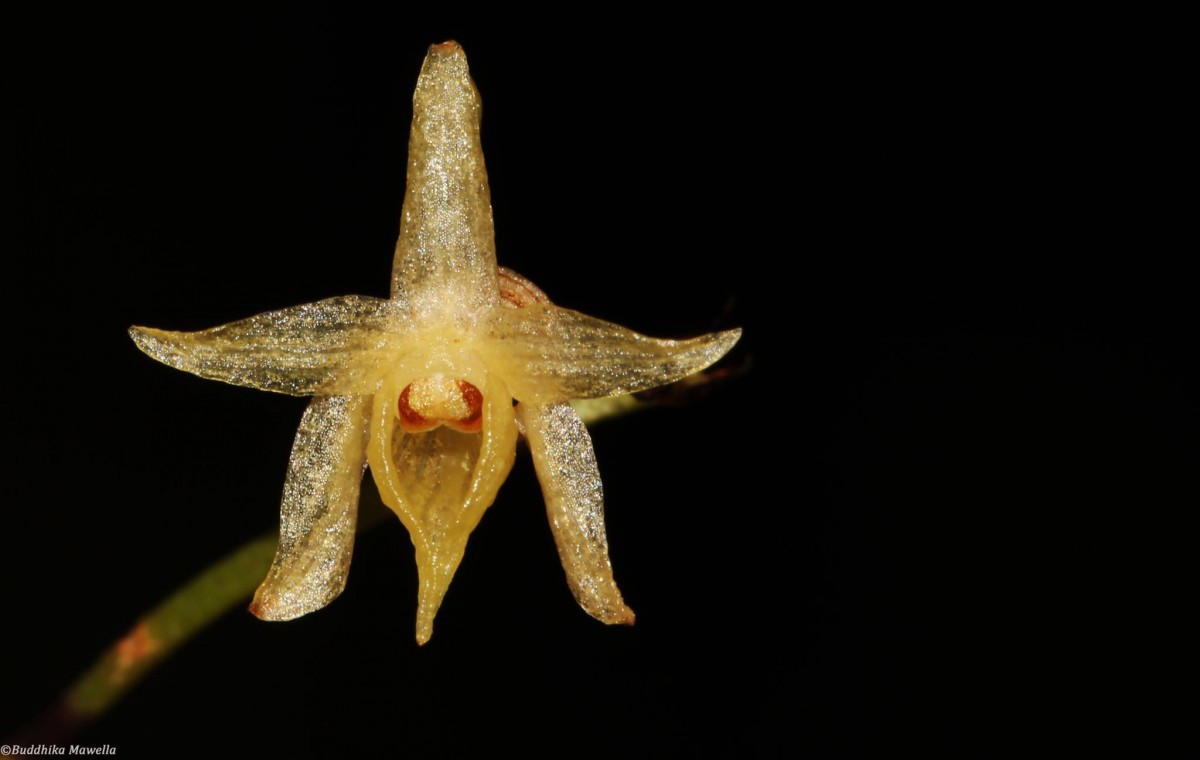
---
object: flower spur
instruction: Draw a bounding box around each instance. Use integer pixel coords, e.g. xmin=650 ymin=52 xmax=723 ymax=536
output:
xmin=129 ymin=41 xmax=740 ymax=644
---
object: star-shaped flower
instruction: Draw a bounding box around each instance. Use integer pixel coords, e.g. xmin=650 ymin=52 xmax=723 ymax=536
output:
xmin=130 ymin=41 xmax=740 ymax=643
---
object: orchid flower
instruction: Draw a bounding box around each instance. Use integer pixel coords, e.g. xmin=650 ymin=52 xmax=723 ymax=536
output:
xmin=129 ymin=41 xmax=740 ymax=644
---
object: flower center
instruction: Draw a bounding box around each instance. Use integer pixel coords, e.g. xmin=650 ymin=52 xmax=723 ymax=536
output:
xmin=397 ymin=374 xmax=483 ymax=433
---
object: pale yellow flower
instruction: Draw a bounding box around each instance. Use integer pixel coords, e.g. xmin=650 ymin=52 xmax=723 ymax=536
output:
xmin=130 ymin=41 xmax=740 ymax=643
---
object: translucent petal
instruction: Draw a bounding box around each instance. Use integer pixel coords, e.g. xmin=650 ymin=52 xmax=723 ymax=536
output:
xmin=391 ymin=42 xmax=499 ymax=317
xmin=250 ymin=394 xmax=371 ymax=620
xmin=129 ymin=296 xmax=410 ymax=396
xmin=368 ymin=359 xmax=518 ymax=643
xmin=520 ymin=402 xmax=634 ymax=625
xmin=483 ymin=304 xmax=742 ymax=402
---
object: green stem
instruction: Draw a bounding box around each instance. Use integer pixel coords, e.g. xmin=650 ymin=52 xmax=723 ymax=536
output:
xmin=67 ymin=533 xmax=277 ymax=719
xmin=569 ymin=394 xmax=645 ymax=425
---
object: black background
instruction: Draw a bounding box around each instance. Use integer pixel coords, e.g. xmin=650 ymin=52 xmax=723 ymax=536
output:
xmin=9 ymin=7 xmax=1195 ymax=757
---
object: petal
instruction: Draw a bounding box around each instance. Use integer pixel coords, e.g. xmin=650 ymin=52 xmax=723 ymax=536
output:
xmin=391 ymin=42 xmax=499 ymax=316
xmin=368 ymin=358 xmax=518 ymax=643
xmin=129 ymin=296 xmax=410 ymax=396
xmin=483 ymin=304 xmax=742 ymax=402
xmin=250 ymin=394 xmax=372 ymax=620
xmin=519 ymin=402 xmax=635 ymax=625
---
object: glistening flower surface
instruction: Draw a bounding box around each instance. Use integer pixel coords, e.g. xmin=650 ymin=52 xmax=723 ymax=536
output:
xmin=130 ymin=41 xmax=740 ymax=644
